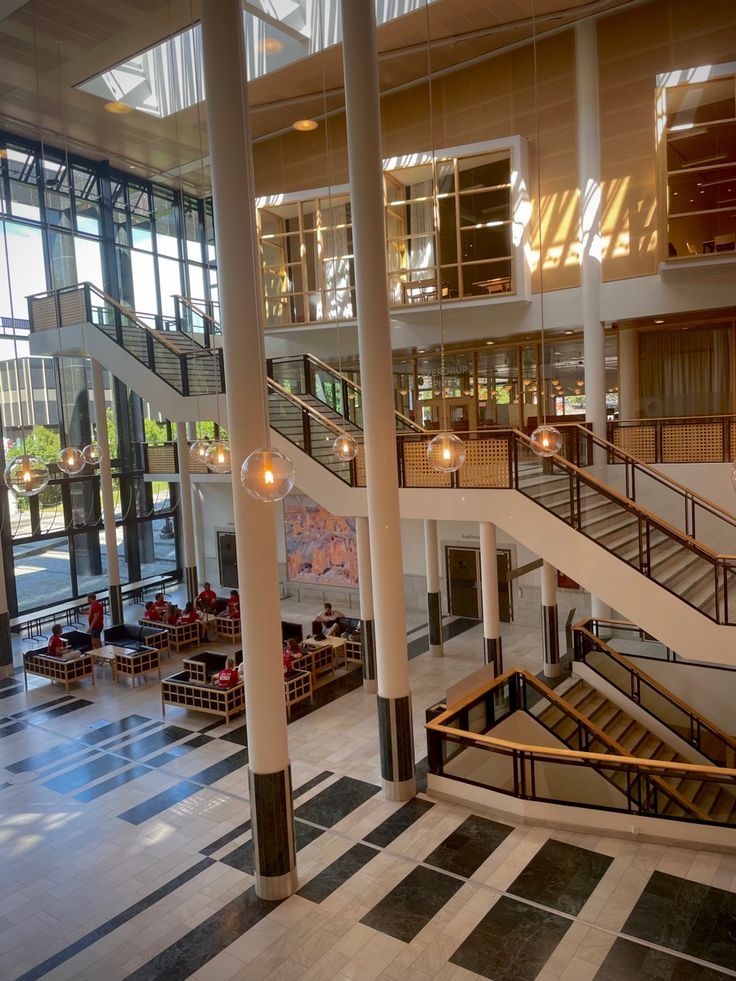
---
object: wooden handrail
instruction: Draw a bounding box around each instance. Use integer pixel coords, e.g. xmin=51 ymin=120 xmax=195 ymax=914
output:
xmin=84 ymin=284 xmax=200 ymax=360
xmin=573 ymin=621 xmax=736 ymax=754
xmin=267 ymin=378 xmax=349 ymax=437
xmin=614 ymin=413 xmax=736 ymax=425
xmin=175 ymin=295 xmax=220 ymax=332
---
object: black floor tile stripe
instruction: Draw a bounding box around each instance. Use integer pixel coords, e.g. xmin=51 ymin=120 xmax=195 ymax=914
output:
xmin=220 ymin=821 xmax=323 ymax=875
xmin=11 ymin=695 xmax=75 ymax=719
xmin=118 ymin=780 xmax=202 ymax=825
xmin=123 ymin=885 xmax=281 ymax=981
xmin=424 ymin=814 xmax=514 ymax=879
xmin=620 ymin=871 xmax=736 ymax=971
xmin=294 ymin=775 xmax=379 ymax=827
xmin=407 ymin=616 xmax=478 ymax=659
xmin=8 ymin=741 xmax=82 ymax=773
xmin=0 ymin=684 xmax=23 ymax=700
xmin=37 ymin=749 xmax=100 ymax=780
xmin=450 ymin=896 xmax=572 ymax=980
xmin=145 ymin=733 xmax=214 ymax=768
xmin=43 ymin=753 xmax=127 ymax=793
xmin=16 ymin=857 xmax=215 ymax=981
xmin=0 ymin=720 xmax=26 ymax=738
xmin=188 ymin=747 xmax=249 ymax=785
xmin=27 ymin=699 xmax=94 ymax=722
xmin=595 ymin=937 xmax=735 ymax=980
xmin=74 ymin=764 xmax=152 ymax=803
xmin=361 ymin=865 xmax=464 ymax=943
xmin=508 ymin=839 xmax=613 ymax=917
xmin=298 ymin=842 xmax=377 ymax=904
xmin=80 ymin=714 xmax=151 ymax=745
xmin=363 ymin=797 xmax=435 ymax=848
xmin=113 ymin=726 xmax=194 ymax=762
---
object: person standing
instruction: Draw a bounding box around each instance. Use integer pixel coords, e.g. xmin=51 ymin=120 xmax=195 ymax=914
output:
xmin=86 ymin=594 xmax=104 ymax=650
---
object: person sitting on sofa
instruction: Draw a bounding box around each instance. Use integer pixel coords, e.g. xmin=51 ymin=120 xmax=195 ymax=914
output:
xmin=167 ymin=605 xmax=181 ymax=626
xmin=283 ymin=636 xmax=302 ymax=674
xmin=178 ymin=601 xmax=206 ymax=641
xmin=196 ymin=582 xmax=218 ymax=614
xmin=216 ymin=656 xmax=240 ymax=689
xmin=153 ymin=592 xmax=168 ymax=615
xmin=143 ymin=601 xmax=162 ymax=622
xmin=48 ymin=624 xmax=67 ymax=657
xmin=226 ymin=590 xmax=240 ymax=620
xmin=312 ymin=602 xmax=344 ymax=637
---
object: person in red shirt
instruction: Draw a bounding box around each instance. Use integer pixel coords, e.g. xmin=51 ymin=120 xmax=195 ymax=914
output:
xmin=48 ymin=624 xmax=66 ymax=657
xmin=226 ymin=590 xmax=240 ymax=620
xmin=167 ymin=605 xmax=181 ymax=626
xmin=178 ymin=601 xmax=206 ymax=641
xmin=86 ymin=593 xmax=104 ymax=650
xmin=216 ymin=657 xmax=240 ymax=689
xmin=283 ymin=637 xmax=302 ymax=675
xmin=143 ymin=601 xmax=162 ymax=622
xmin=196 ymin=583 xmax=217 ymax=613
xmin=153 ymin=592 xmax=168 ymax=615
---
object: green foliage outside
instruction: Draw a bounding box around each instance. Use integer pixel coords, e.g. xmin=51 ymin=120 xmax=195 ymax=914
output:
xmin=6 ymin=424 xmax=62 ymax=511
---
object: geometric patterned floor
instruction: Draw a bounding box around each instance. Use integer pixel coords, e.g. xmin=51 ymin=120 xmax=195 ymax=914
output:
xmin=2 ymin=610 xmax=736 ymax=980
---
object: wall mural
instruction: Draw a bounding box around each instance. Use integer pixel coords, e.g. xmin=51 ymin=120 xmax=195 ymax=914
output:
xmin=284 ymin=493 xmax=358 ymax=587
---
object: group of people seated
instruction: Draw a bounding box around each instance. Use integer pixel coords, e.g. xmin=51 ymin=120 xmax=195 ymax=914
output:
xmin=141 ymin=585 xmax=240 ymax=642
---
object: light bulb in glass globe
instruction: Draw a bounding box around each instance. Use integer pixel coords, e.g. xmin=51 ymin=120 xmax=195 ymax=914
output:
xmin=427 ymin=432 xmax=466 ymax=473
xmin=530 ymin=424 xmax=562 ymax=458
xmin=57 ymin=446 xmax=85 ymax=475
xmin=206 ymin=439 xmax=231 ymax=473
xmin=189 ymin=439 xmax=210 ymax=465
xmin=241 ymin=447 xmax=295 ymax=502
xmin=333 ymin=432 xmax=358 ymax=462
xmin=4 ymin=455 xmax=50 ymax=497
xmin=82 ymin=443 xmax=102 ymax=466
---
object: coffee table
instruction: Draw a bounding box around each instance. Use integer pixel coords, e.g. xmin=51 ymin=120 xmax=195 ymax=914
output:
xmin=92 ymin=643 xmax=128 ymax=682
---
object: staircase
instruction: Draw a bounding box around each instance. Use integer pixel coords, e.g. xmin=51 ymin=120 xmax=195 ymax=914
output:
xmin=535 ymin=677 xmax=736 ymax=823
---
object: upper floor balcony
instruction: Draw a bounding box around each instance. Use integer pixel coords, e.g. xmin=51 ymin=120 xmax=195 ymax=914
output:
xmin=256 ymin=136 xmax=531 ymax=329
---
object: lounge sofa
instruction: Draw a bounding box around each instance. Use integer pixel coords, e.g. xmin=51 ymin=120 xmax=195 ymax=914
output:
xmin=104 ymin=622 xmax=169 ymax=652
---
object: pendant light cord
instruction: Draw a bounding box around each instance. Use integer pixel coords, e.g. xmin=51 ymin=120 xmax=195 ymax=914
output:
xmin=531 ymin=0 xmax=548 ymax=426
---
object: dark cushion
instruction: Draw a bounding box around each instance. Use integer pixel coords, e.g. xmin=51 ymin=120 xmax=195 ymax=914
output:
xmin=105 ymin=622 xmax=163 ymax=649
xmin=61 ymin=630 xmax=94 ymax=652
xmin=281 ymin=620 xmax=303 ymax=643
xmin=186 ymin=650 xmax=243 ymax=673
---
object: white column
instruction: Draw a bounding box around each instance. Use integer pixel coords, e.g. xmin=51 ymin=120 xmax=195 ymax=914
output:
xmin=480 ymin=522 xmax=503 ymax=675
xmin=201 ymin=0 xmax=296 ymax=900
xmin=176 ymin=424 xmax=198 ymax=602
xmin=341 ymin=0 xmax=415 ymax=800
xmin=576 ymin=20 xmax=606 ymax=443
xmin=91 ymin=358 xmax=122 ymax=624
xmin=356 ymin=516 xmax=376 ymax=693
xmin=618 ymin=329 xmax=638 ymax=420
xmin=424 ymin=519 xmax=443 ymax=658
xmin=541 ymin=560 xmax=560 ymax=679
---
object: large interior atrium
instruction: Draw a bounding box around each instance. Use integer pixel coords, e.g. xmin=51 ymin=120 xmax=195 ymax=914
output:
xmin=1 ymin=1 xmax=736 ymax=979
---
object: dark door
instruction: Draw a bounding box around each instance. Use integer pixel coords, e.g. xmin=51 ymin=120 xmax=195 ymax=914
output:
xmin=217 ymin=532 xmax=238 ymax=589
xmin=497 ymin=548 xmax=512 ymax=622
xmin=447 ymin=547 xmax=481 ymax=619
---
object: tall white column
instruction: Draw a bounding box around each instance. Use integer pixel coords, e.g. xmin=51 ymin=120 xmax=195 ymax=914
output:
xmin=341 ymin=0 xmax=415 ymax=801
xmin=541 ymin=560 xmax=560 ymax=679
xmin=356 ymin=516 xmax=377 ymax=693
xmin=201 ymin=0 xmax=296 ymax=899
xmin=618 ymin=329 xmax=638 ymax=420
xmin=576 ymin=20 xmax=606 ymax=443
xmin=91 ymin=359 xmax=122 ymax=624
xmin=176 ymin=424 xmax=198 ymax=602
xmin=480 ymin=522 xmax=503 ymax=675
xmin=424 ymin=519 xmax=443 ymax=658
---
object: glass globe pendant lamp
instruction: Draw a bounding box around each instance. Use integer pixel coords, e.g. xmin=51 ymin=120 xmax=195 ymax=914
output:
xmin=57 ymin=446 xmax=85 ymax=475
xmin=427 ymin=431 xmax=466 ymax=473
xmin=333 ymin=432 xmax=358 ymax=462
xmin=4 ymin=455 xmax=50 ymax=497
xmin=189 ymin=439 xmax=210 ymax=466
xmin=530 ymin=424 xmax=562 ymax=458
xmin=82 ymin=442 xmax=102 ymax=466
xmin=206 ymin=440 xmax=231 ymax=473
xmin=241 ymin=447 xmax=295 ymax=502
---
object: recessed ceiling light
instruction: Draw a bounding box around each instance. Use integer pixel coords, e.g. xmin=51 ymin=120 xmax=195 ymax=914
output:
xmin=486 ymin=340 xmax=495 ymax=345
xmin=260 ymin=37 xmax=284 ymax=54
xmin=654 ymin=319 xmax=664 ymax=324
xmin=564 ymin=330 xmax=574 ymax=335
xmin=293 ymin=119 xmax=318 ymax=132
xmin=104 ymin=101 xmax=134 ymax=114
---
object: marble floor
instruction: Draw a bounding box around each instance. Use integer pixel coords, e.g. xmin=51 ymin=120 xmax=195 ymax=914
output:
xmin=1 ymin=596 xmax=735 ymax=980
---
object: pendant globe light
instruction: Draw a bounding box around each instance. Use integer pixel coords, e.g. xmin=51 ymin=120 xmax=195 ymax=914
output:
xmin=190 ymin=438 xmax=210 ymax=466
xmin=422 ymin=8 xmax=465 ymax=475
xmin=206 ymin=439 xmax=231 ymax=473
xmin=528 ymin=0 xmax=560 ymax=461
xmin=57 ymin=446 xmax=85 ymax=475
xmin=4 ymin=455 xmax=50 ymax=497
xmin=333 ymin=432 xmax=358 ymax=462
xmin=241 ymin=447 xmax=295 ymax=502
xmin=82 ymin=442 xmax=103 ymax=466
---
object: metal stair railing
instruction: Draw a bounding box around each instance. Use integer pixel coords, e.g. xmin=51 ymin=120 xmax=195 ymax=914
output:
xmin=173 ymin=295 xmax=221 ymax=348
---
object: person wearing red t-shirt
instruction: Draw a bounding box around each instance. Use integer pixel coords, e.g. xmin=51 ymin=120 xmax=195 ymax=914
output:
xmin=143 ymin=601 xmax=162 ymax=622
xmin=86 ymin=593 xmax=104 ymax=650
xmin=283 ymin=638 xmax=302 ymax=675
xmin=196 ymin=583 xmax=217 ymax=613
xmin=226 ymin=590 xmax=240 ymax=620
xmin=167 ymin=605 xmax=181 ymax=626
xmin=153 ymin=592 xmax=168 ymax=615
xmin=48 ymin=624 xmax=66 ymax=657
xmin=216 ymin=657 xmax=240 ymax=689
xmin=178 ymin=601 xmax=206 ymax=640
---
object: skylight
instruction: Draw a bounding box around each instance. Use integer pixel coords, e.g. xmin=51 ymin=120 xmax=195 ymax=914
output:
xmin=77 ymin=0 xmax=432 ymax=118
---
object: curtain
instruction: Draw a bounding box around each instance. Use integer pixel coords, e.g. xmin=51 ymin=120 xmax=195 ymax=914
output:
xmin=320 ymin=203 xmax=351 ymax=319
xmin=638 ymin=325 xmax=732 ymax=417
xmin=408 ymin=179 xmax=434 ymax=274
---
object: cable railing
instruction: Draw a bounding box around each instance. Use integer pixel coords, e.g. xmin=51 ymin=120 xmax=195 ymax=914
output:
xmin=608 ymin=414 xmax=736 ymax=465
xmin=27 ymin=284 xmax=225 ymax=398
xmin=425 ymin=668 xmax=736 ymax=826
xmin=572 ymin=619 xmax=736 ymax=767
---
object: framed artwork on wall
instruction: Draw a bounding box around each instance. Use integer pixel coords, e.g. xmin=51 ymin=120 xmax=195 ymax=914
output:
xmin=284 ymin=493 xmax=358 ymax=587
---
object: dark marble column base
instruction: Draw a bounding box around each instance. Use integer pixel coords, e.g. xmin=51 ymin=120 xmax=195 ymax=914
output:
xmin=185 ymin=566 xmax=198 ymax=604
xmin=362 ymin=618 xmax=377 ymax=694
xmin=247 ymin=764 xmax=298 ymax=900
xmin=0 ymin=662 xmax=13 ymax=680
xmin=109 ymin=584 xmax=124 ymax=626
xmin=483 ymin=636 xmax=503 ymax=676
xmin=0 ymin=610 xmax=12 ymax=674
xmin=542 ymin=603 xmax=560 ymax=679
xmin=427 ymin=591 xmax=443 ymax=657
xmin=377 ymin=693 xmax=416 ymax=801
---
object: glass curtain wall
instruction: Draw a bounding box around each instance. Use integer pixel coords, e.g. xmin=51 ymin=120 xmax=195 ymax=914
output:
xmin=0 ymin=129 xmax=204 ymax=614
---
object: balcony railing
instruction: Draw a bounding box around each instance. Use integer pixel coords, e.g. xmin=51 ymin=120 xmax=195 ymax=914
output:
xmin=608 ymin=414 xmax=736 ymax=464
